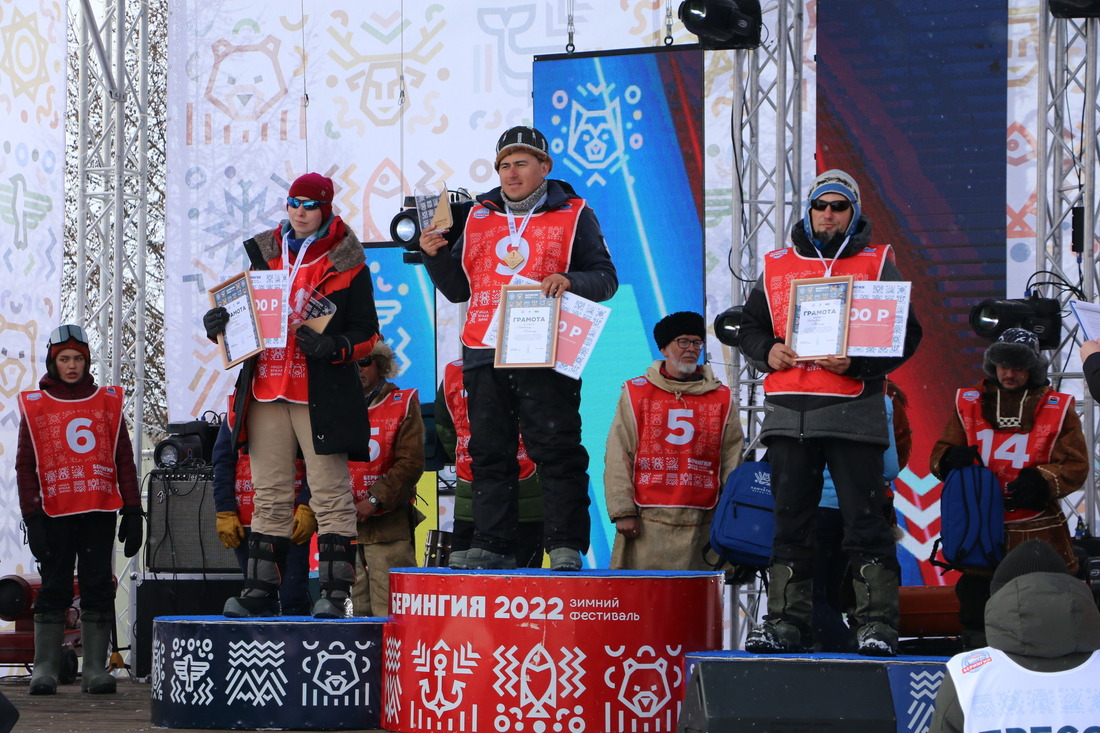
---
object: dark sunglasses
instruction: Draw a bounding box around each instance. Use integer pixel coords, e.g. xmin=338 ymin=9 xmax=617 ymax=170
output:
xmin=357 ymin=356 xmax=374 ymax=367
xmin=809 ymin=199 xmax=852 ymax=213
xmin=286 ymin=197 xmax=328 ymax=211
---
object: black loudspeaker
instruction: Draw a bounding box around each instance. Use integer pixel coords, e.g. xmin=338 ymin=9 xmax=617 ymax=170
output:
xmin=133 ymin=576 xmax=241 ymax=678
xmin=678 ymin=660 xmax=896 ymax=732
xmin=0 ymin=689 xmax=17 ymax=733
xmin=146 ymin=468 xmax=239 ymax=573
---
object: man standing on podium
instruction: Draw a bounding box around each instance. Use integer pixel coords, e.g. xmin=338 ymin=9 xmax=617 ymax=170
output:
xmin=419 ymin=126 xmax=617 ymax=571
xmin=735 ymin=169 xmax=922 ymax=656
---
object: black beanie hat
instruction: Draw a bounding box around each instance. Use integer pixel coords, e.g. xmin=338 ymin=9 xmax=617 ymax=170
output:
xmin=990 ymin=539 xmax=1069 ymax=595
xmin=653 ymin=311 xmax=705 ymax=350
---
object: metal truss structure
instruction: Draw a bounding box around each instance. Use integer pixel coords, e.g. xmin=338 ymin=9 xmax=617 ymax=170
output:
xmin=725 ymin=0 xmax=805 ymax=647
xmin=72 ymin=0 xmax=150 ymax=459
xmin=1034 ymin=13 xmax=1100 ymax=534
xmin=71 ymin=0 xmax=151 ymax=663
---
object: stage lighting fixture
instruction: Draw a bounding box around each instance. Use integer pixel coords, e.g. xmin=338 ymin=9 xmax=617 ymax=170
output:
xmin=968 ymin=296 xmax=1062 ymax=350
xmin=1049 ymin=0 xmax=1100 ymax=18
xmin=714 ymin=305 xmax=746 ymax=347
xmin=153 ymin=419 xmax=218 ymax=468
xmin=389 ymin=196 xmax=421 ymax=251
xmin=678 ymin=0 xmax=762 ymax=50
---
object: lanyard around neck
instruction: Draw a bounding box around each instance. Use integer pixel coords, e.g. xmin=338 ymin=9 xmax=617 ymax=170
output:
xmin=505 ymin=193 xmax=548 ymax=250
xmin=282 ymin=231 xmax=320 ymax=288
xmin=811 ymin=234 xmax=850 ymax=277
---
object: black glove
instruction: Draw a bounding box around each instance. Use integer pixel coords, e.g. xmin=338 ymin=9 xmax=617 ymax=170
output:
xmin=941 ymin=445 xmax=981 ymax=474
xmin=1006 ymin=467 xmax=1050 ymax=511
xmin=295 ymin=325 xmax=337 ymax=360
xmin=118 ymin=509 xmax=144 ymax=558
xmin=203 ymin=307 xmax=229 ymax=342
xmin=23 ymin=513 xmax=51 ymax=561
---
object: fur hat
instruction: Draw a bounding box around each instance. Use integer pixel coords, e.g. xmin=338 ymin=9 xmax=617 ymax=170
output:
xmin=46 ymin=323 xmax=91 ymax=380
xmin=288 ymin=172 xmax=335 ymax=221
xmin=983 ymin=328 xmax=1048 ymax=388
xmin=990 ymin=539 xmax=1069 ymax=595
xmin=803 ymin=168 xmax=862 ymax=245
xmin=653 ymin=311 xmax=706 ymax=350
xmin=360 ymin=339 xmax=398 ymax=380
xmin=494 ymin=126 xmax=552 ymax=171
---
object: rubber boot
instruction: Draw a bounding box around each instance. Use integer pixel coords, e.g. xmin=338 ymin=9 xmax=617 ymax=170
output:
xmin=745 ymin=563 xmax=813 ymax=653
xmin=852 ymin=560 xmax=900 ymax=657
xmin=224 ymin=532 xmax=289 ymax=618
xmin=312 ymin=534 xmax=357 ymax=619
xmin=30 ymin=613 xmax=65 ymax=695
xmin=79 ymin=610 xmax=117 ymax=694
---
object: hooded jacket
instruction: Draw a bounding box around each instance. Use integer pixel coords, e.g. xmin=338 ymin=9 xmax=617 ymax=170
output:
xmin=930 ymin=572 xmax=1100 ymax=732
xmin=736 ymin=216 xmax=922 ymax=444
xmin=230 ymin=215 xmax=380 ymax=460
xmin=422 ymin=178 xmax=617 ymax=370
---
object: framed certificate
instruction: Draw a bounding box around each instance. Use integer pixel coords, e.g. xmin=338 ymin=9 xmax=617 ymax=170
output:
xmin=494 ymin=285 xmax=561 ymax=368
xmin=209 ymin=272 xmax=264 ymax=368
xmin=785 ymin=275 xmax=854 ymax=360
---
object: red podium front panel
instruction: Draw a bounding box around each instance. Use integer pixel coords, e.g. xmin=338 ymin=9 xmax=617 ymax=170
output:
xmin=383 ymin=569 xmax=722 ymax=733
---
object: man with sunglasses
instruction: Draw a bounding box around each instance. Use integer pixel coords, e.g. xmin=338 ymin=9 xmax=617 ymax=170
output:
xmin=603 ymin=311 xmax=743 ymax=570
xmin=736 ymin=169 xmax=922 ymax=656
xmin=418 ymin=126 xmax=617 ymax=571
xmin=203 ymin=172 xmax=380 ymax=619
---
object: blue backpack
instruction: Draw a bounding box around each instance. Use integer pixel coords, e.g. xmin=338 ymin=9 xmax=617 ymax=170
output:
xmin=709 ymin=460 xmax=774 ymax=570
xmin=931 ymin=464 xmax=1005 ymax=570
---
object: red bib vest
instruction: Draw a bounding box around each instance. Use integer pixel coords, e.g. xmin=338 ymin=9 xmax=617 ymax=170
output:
xmin=19 ymin=386 xmax=125 ymax=516
xmin=253 ymin=239 xmax=332 ymax=404
xmin=442 ymin=360 xmax=536 ymax=482
xmin=459 ymin=200 xmax=582 ymax=348
xmin=762 ymin=245 xmax=891 ymax=397
xmin=625 ymin=377 xmax=733 ymax=509
xmin=233 ymin=453 xmax=305 ymax=526
xmin=955 ymin=385 xmax=1072 ymax=523
xmin=349 ymin=388 xmax=415 ymax=501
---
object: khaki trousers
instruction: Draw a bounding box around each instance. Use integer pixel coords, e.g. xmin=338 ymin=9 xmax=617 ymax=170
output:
xmin=351 ymin=537 xmax=416 ymax=617
xmin=247 ymin=400 xmax=357 ymax=537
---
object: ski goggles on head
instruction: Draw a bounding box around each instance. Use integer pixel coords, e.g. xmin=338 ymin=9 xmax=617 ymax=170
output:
xmin=809 ymin=199 xmax=852 ymax=213
xmin=48 ymin=324 xmax=88 ymax=347
xmin=286 ymin=197 xmax=328 ymax=210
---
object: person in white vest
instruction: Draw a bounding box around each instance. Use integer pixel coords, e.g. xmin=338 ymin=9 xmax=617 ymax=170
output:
xmin=736 ymin=169 xmax=922 ymax=656
xmin=930 ymin=328 xmax=1087 ymax=648
xmin=419 ymin=126 xmax=617 ymax=571
xmin=16 ymin=324 xmax=143 ymax=695
xmin=603 ymin=311 xmax=743 ymax=570
xmin=931 ymin=539 xmax=1100 ymax=733
xmin=348 ymin=340 xmax=425 ymax=616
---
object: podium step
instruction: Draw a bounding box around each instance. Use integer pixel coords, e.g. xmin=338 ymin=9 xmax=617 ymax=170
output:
xmin=383 ymin=568 xmax=723 ymax=733
xmin=150 ymin=615 xmax=384 ymax=730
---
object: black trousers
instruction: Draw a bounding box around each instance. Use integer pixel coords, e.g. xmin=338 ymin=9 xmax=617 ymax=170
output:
xmin=464 ymin=365 xmax=590 ymax=554
xmin=768 ymin=436 xmax=897 ymax=579
xmin=34 ymin=512 xmax=117 ymax=615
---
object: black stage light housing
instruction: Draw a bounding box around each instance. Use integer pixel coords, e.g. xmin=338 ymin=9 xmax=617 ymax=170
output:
xmin=1050 ymin=0 xmax=1100 ymax=18
xmin=153 ymin=419 xmax=218 ymax=468
xmin=389 ymin=196 xmax=421 ymax=252
xmin=968 ymin=296 xmax=1062 ymax=350
xmin=678 ymin=0 xmax=763 ymax=50
xmin=389 ymin=190 xmax=475 ymax=263
xmin=714 ymin=305 xmax=746 ymax=347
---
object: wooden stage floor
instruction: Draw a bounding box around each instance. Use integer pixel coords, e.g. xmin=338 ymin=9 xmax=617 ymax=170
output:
xmin=0 ymin=675 xmax=387 ymax=733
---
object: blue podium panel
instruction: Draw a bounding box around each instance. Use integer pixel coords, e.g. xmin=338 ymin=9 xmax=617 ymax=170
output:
xmin=680 ymin=652 xmax=947 ymax=733
xmin=150 ymin=616 xmax=384 ymax=730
